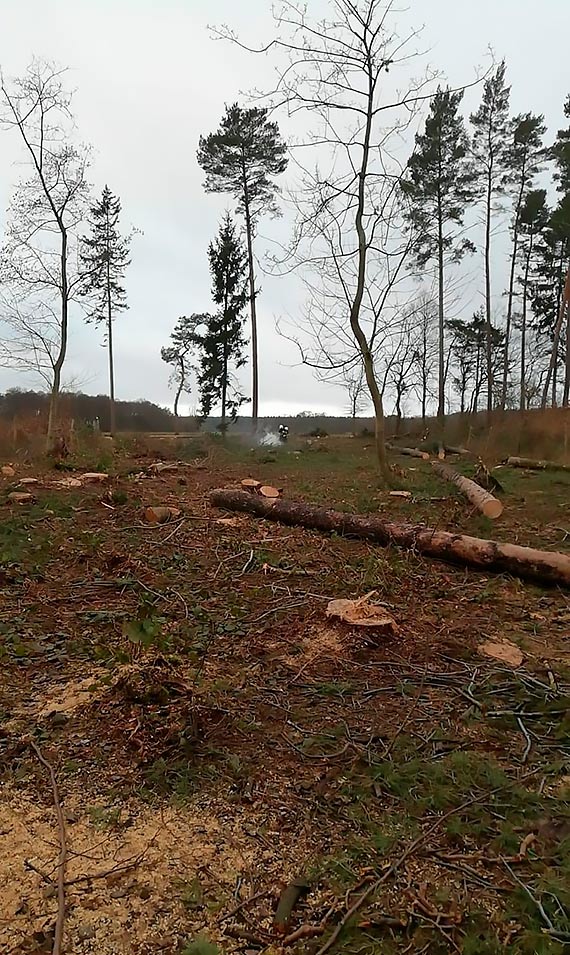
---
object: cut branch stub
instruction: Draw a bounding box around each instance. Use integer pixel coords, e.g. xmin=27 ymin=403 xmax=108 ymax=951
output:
xmin=208 ymin=489 xmax=570 ymax=587
xmin=432 ymin=461 xmax=503 ymax=520
xmin=144 ymin=505 xmax=182 ymax=524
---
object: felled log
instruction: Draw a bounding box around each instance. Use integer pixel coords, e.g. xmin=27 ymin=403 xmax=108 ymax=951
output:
xmin=506 ymin=456 xmax=570 ymax=473
xmin=444 ymin=445 xmax=471 ymax=456
xmin=387 ymin=444 xmax=430 ymax=460
xmin=432 ymin=461 xmax=503 ymax=519
xmin=208 ymin=489 xmax=570 ymax=587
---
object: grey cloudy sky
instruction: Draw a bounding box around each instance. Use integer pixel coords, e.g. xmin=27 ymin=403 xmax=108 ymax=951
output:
xmin=0 ymin=0 xmax=568 ymax=416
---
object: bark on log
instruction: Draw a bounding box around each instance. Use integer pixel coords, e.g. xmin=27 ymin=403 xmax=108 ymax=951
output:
xmin=506 ymin=456 xmax=570 ymax=473
xmin=431 ymin=461 xmax=503 ymax=519
xmin=209 ymin=489 xmax=570 ymax=587
xmin=387 ymin=444 xmax=430 ymax=460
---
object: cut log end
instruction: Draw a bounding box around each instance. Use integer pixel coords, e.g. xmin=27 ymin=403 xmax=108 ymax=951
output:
xmin=259 ymin=485 xmax=281 ymax=499
xmin=432 ymin=461 xmax=503 ymax=520
xmin=481 ymin=499 xmax=504 ymax=520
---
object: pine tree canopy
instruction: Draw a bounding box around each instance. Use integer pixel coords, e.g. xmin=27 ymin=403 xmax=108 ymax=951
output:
xmin=402 ymin=86 xmax=475 ymax=265
xmin=197 ymin=104 xmax=288 ymax=219
xmin=198 ymin=213 xmax=249 ymax=421
xmin=80 ymin=185 xmax=131 ymax=324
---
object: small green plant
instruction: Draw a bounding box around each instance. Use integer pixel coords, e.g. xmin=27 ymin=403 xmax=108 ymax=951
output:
xmin=177 ymin=876 xmax=204 ymax=912
xmin=122 ymin=596 xmax=167 ymax=650
xmin=87 ymin=805 xmax=122 ymax=829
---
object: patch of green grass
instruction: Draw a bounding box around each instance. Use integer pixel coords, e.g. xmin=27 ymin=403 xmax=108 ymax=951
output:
xmin=180 ymin=938 xmax=219 ymax=955
xmin=142 ymin=757 xmax=201 ymax=800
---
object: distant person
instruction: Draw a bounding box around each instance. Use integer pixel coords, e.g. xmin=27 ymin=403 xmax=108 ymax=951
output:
xmin=278 ymin=423 xmax=289 ymax=442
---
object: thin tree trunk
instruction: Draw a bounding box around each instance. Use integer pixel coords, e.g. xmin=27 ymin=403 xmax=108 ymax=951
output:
xmin=221 ymin=284 xmax=230 ymax=428
xmin=542 ymin=264 xmax=569 ymax=408
xmin=437 ymin=197 xmax=445 ymax=440
xmin=241 ymin=161 xmax=258 ymax=429
xmin=174 ymin=372 xmax=183 ymax=418
xmin=349 ymin=61 xmax=390 ymax=484
xmin=520 ymin=232 xmax=533 ymax=411
xmin=484 ymin=170 xmax=493 ymax=419
xmin=502 ymin=168 xmax=526 ymax=410
xmin=106 ymin=253 xmax=116 ymax=436
xmin=47 ymin=229 xmax=69 ymax=444
xmin=564 ymin=297 xmax=570 ymax=406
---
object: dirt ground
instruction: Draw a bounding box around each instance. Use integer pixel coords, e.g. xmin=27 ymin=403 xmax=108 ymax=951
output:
xmin=1 ymin=434 xmax=569 ymax=955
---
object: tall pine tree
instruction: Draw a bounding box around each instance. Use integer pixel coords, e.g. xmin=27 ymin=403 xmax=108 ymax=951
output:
xmin=80 ymin=186 xmax=132 ymax=435
xmin=197 ymin=105 xmax=287 ymax=428
xmin=518 ymin=189 xmax=548 ymax=410
xmin=470 ymin=61 xmax=511 ymax=417
xmin=198 ymin=214 xmax=248 ymax=428
xmin=501 ymin=113 xmax=546 ymax=408
xmin=403 ymin=87 xmax=475 ymax=438
xmin=551 ymin=96 xmax=570 ymax=404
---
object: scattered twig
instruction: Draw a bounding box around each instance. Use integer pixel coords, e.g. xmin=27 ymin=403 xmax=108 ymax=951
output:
xmin=152 ymin=519 xmax=186 ymax=546
xmin=217 ymin=890 xmax=268 ymax=925
xmin=315 ymin=791 xmax=500 ymax=955
xmin=516 ymin=716 xmax=532 ymax=764
xmin=383 ymin=671 xmax=426 ymax=759
xmin=281 ymin=923 xmax=325 ymax=945
xmin=63 ymin=853 xmax=145 ymax=887
xmin=502 ymin=859 xmax=555 ymax=931
xmin=241 ymin=550 xmax=255 ymax=574
xmin=30 ymin=741 xmax=67 ymax=955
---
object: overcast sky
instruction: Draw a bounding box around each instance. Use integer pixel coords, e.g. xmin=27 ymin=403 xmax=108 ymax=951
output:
xmin=0 ymin=0 xmax=568 ymax=416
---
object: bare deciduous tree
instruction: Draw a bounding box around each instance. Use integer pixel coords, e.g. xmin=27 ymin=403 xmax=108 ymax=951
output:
xmin=0 ymin=59 xmax=90 ymax=442
xmin=216 ymin=0 xmax=439 ymax=483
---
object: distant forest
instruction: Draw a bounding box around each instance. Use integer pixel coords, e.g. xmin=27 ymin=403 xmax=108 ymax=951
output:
xmin=0 ymin=388 xmax=376 ymax=434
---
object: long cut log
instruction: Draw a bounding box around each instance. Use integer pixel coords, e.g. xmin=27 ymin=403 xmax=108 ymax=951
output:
xmin=387 ymin=444 xmax=430 ymax=460
xmin=209 ymin=489 xmax=570 ymax=587
xmin=431 ymin=461 xmax=503 ymax=520
xmin=506 ymin=456 xmax=570 ymax=473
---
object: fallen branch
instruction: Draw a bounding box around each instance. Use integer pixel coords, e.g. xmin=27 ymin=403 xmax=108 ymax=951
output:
xmin=209 ymin=489 xmax=570 ymax=587
xmin=274 ymin=877 xmax=310 ymax=933
xmin=506 ymin=456 xmax=570 ymax=473
xmin=431 ymin=461 xmax=503 ymax=519
xmin=30 ymin=742 xmax=67 ymax=955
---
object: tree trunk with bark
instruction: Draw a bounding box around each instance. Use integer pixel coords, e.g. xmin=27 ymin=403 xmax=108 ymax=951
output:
xmin=484 ymin=169 xmax=493 ymax=420
xmin=47 ymin=229 xmax=69 ymax=445
xmin=242 ymin=161 xmax=258 ymax=430
xmin=209 ymin=489 xmax=570 ymax=587
xmin=432 ymin=460 xmax=503 ymax=519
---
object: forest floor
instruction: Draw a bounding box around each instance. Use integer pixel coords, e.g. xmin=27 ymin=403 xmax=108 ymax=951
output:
xmin=1 ymin=432 xmax=570 ymax=955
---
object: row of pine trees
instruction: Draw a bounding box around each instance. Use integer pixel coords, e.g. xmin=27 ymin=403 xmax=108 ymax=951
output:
xmin=163 ymin=62 xmax=570 ymax=428
xmin=404 ymin=62 xmax=570 ymax=420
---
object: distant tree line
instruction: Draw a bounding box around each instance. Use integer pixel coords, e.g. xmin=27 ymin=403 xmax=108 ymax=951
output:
xmin=0 ymin=389 xmax=180 ymax=434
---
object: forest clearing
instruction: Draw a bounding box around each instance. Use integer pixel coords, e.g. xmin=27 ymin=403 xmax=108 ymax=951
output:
xmin=1 ymin=431 xmax=570 ymax=955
